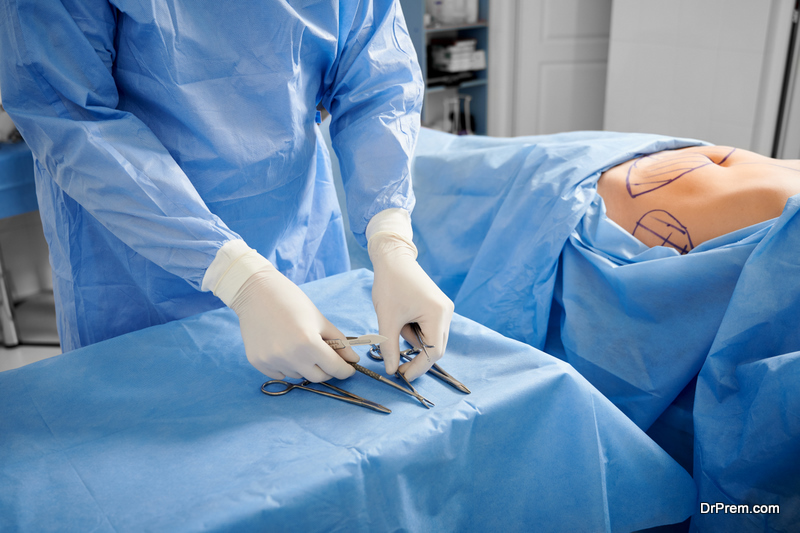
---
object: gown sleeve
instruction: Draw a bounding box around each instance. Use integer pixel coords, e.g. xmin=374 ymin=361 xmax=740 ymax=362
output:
xmin=0 ymin=0 xmax=241 ymax=290
xmin=320 ymin=0 xmax=425 ymax=247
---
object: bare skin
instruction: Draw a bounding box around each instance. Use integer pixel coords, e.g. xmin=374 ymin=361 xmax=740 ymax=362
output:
xmin=597 ymin=146 xmax=800 ymax=253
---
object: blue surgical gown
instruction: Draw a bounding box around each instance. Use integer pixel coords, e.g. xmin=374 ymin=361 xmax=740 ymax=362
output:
xmin=0 ymin=0 xmax=422 ymax=351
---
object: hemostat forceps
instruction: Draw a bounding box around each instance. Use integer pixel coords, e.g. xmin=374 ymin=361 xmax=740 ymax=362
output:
xmin=349 ymin=362 xmax=435 ymax=408
xmin=408 ymin=322 xmax=470 ymax=393
xmin=261 ymin=379 xmax=391 ymax=414
xmin=368 ymin=345 xmax=472 ymax=395
xmin=409 ymin=322 xmax=434 ymax=363
xmin=393 ymin=368 xmax=433 ymax=409
xmin=327 ymin=332 xmax=435 ymax=408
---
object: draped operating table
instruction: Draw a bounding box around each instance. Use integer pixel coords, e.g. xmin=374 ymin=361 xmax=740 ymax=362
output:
xmin=0 ymin=269 xmax=695 ymax=532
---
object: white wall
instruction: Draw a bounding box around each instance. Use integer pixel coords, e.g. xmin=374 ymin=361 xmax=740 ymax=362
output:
xmin=604 ymin=0 xmax=795 ymax=155
xmin=775 ymin=16 xmax=800 ymax=159
xmin=487 ymin=0 xmax=516 ymax=136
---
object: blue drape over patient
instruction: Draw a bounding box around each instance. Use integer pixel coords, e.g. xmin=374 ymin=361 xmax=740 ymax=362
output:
xmin=409 ymin=128 xmax=800 ymax=532
xmin=0 ymin=0 xmax=422 ymax=351
xmin=410 ymin=129 xmax=705 ymax=349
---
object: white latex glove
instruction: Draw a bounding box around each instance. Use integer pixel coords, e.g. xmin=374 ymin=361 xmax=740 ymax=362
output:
xmin=368 ymin=209 xmax=454 ymax=381
xmin=203 ymin=242 xmax=358 ymax=382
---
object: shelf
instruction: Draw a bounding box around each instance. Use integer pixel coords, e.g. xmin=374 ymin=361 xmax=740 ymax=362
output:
xmin=399 ymin=0 xmax=490 ymax=135
xmin=426 ymin=78 xmax=487 ymax=93
xmin=425 ymin=20 xmax=488 ymax=33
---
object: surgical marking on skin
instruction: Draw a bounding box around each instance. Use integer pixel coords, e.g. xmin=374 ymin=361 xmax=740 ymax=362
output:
xmin=718 ymin=147 xmax=737 ymax=165
xmin=626 ymin=153 xmax=714 ymax=198
xmin=632 ymin=210 xmax=694 ymax=254
xmin=625 ymin=146 xmax=800 ymax=199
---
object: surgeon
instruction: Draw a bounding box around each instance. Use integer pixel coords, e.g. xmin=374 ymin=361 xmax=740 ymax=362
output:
xmin=0 ymin=0 xmax=453 ymax=382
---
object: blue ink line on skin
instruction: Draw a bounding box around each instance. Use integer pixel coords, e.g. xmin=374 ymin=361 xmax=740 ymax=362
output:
xmin=651 ymin=215 xmax=687 ymax=234
xmin=623 ymin=146 xmax=799 ymax=200
xmin=635 ymin=159 xmax=707 ymax=175
xmin=640 ymin=166 xmax=709 ymax=179
xmin=718 ymin=147 xmax=737 ymax=165
xmin=627 ymin=162 xmax=713 ymax=198
xmin=642 ymin=156 xmax=714 ymax=172
xmin=633 ymin=209 xmax=694 ymax=254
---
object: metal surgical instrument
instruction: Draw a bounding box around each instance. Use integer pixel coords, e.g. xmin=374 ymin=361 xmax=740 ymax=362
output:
xmin=409 ymin=322 xmax=434 ymax=363
xmin=325 ymin=334 xmax=388 ymax=351
xmin=261 ymin=379 xmax=391 ymax=414
xmin=393 ymin=368 xmax=433 ymax=409
xmin=368 ymin=345 xmax=472 ymax=394
xmin=349 ymin=362 xmax=435 ymax=408
xmin=325 ymin=332 xmax=434 ymax=408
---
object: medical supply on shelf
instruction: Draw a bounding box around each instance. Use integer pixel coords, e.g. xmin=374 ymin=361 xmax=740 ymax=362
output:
xmin=431 ymin=39 xmax=486 ymax=73
xmin=427 ymin=0 xmax=479 ymax=26
xmin=444 ymin=95 xmax=473 ymax=135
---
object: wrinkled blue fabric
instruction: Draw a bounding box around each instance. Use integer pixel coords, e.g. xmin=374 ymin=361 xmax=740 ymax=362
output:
xmin=691 ymin=195 xmax=800 ymax=533
xmin=0 ymin=142 xmax=37 ymax=218
xmin=554 ymin=196 xmax=773 ymax=430
xmin=408 ymin=128 xmax=800 ymax=531
xmin=0 ymin=0 xmax=422 ymax=351
xmin=0 ymin=269 xmax=696 ymax=532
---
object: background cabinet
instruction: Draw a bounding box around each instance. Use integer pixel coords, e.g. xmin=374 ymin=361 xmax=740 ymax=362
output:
xmin=399 ymin=0 xmax=491 ymax=135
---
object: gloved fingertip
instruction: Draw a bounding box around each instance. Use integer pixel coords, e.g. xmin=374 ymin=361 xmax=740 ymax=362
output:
xmin=335 ymin=365 xmax=356 ymax=380
xmin=340 ymin=347 xmax=360 ymax=363
xmin=306 ymin=372 xmax=335 ymax=384
xmin=377 ymin=335 xmax=401 ymax=375
xmin=399 ymin=361 xmax=423 ymax=382
xmin=384 ymin=359 xmax=399 ymax=375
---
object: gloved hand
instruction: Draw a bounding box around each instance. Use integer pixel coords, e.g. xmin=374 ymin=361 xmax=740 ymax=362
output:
xmin=204 ymin=242 xmax=358 ymax=382
xmin=368 ymin=210 xmax=454 ymax=381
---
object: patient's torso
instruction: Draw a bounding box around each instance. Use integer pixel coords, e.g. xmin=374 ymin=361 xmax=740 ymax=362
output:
xmin=597 ymin=146 xmax=800 ymax=253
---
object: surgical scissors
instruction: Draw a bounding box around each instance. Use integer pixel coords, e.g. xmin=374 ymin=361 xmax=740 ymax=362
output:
xmin=261 ymin=379 xmax=391 ymax=414
xmin=368 ymin=345 xmax=471 ymax=394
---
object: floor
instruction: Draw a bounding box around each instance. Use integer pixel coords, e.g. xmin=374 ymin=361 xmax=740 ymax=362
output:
xmin=0 ymin=343 xmax=61 ymax=372
xmin=0 ymin=291 xmax=61 ymax=372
